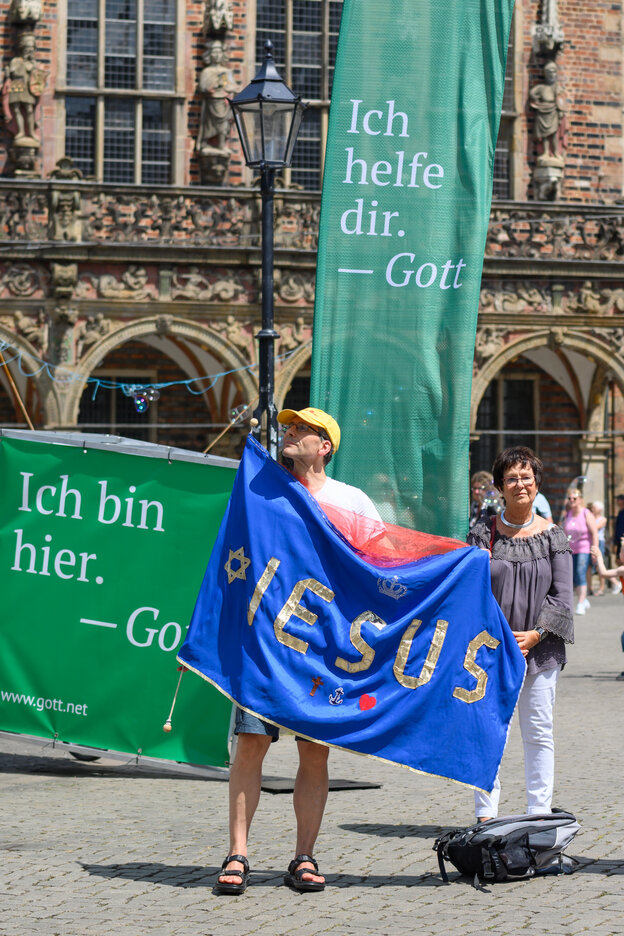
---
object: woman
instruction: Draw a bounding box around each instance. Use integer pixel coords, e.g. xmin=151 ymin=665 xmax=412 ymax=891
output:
xmin=467 ymin=446 xmax=574 ymax=820
xmin=589 ymin=501 xmax=608 ymax=596
xmin=563 ymin=489 xmax=599 ymax=614
xmin=469 ymin=470 xmax=495 ymax=529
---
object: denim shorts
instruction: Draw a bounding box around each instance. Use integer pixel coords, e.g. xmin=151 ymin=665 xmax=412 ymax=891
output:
xmin=234 ymin=707 xmax=309 ymax=743
xmin=572 ymin=551 xmax=591 ymax=587
xmin=234 ymin=706 xmax=280 ymax=741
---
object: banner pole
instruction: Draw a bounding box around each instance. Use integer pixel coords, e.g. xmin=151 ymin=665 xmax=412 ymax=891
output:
xmin=0 ymin=349 xmax=34 ymax=430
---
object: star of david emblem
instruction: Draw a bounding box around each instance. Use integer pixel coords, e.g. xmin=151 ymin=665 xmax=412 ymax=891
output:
xmin=224 ymin=546 xmax=251 ymax=584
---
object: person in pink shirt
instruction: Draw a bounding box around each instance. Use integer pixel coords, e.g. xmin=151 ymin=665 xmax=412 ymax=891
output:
xmin=563 ymin=488 xmax=599 ymax=614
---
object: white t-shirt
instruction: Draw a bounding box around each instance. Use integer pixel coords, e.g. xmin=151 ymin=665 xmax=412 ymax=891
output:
xmin=315 ymin=476 xmax=382 ymax=521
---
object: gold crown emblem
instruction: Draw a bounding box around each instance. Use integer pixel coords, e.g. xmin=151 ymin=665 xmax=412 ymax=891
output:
xmin=377 ymin=575 xmax=407 ymax=599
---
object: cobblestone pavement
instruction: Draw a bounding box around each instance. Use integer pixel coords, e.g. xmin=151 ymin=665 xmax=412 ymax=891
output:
xmin=1 ymin=592 xmax=623 ymax=936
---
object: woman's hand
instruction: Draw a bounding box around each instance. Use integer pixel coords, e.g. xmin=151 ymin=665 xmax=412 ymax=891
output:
xmin=512 ymin=630 xmax=540 ymax=657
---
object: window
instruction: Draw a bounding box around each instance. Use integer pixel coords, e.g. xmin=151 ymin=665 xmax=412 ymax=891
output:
xmin=256 ymin=0 xmax=344 ymax=189
xmin=64 ymin=0 xmax=178 ymax=183
xmin=471 ymin=375 xmax=538 ymax=476
xmin=493 ymin=18 xmax=515 ymax=200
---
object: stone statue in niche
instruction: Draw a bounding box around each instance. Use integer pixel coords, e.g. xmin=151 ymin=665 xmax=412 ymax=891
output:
xmin=530 ymin=59 xmax=567 ymax=201
xmin=9 ymin=0 xmax=42 ymax=23
xmin=530 ymin=61 xmax=566 ymax=165
xmin=196 ymin=39 xmax=237 ymax=184
xmin=3 ymin=31 xmax=46 ymax=145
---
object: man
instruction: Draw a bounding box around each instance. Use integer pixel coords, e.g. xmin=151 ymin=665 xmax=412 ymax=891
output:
xmin=216 ymin=407 xmax=383 ymax=895
xmin=469 ymin=470 xmax=496 ymax=529
xmin=613 ymin=494 xmax=624 ymax=551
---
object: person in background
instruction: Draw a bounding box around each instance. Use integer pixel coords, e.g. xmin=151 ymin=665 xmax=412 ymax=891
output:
xmin=590 ymin=543 xmax=624 ymax=680
xmin=469 ymin=470 xmax=496 ymax=529
xmin=467 ymin=446 xmax=574 ymax=820
xmin=613 ymin=494 xmax=624 ymax=551
xmin=534 ymin=490 xmax=553 ymax=522
xmin=563 ymin=488 xmax=599 ymax=615
xmin=588 ymin=501 xmax=608 ymax=596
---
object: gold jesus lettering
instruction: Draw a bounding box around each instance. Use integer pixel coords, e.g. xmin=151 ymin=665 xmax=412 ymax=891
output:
xmin=245 ymin=560 xmax=502 ymax=701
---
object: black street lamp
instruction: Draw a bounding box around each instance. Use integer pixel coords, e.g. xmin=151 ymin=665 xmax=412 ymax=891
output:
xmin=230 ymin=40 xmax=305 ymax=459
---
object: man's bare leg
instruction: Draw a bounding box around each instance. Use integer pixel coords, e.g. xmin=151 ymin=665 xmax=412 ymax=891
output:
xmin=218 ymin=732 xmax=272 ymax=885
xmin=291 ymin=740 xmax=329 ymax=884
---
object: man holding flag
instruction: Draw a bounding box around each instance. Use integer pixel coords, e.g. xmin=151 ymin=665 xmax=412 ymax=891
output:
xmin=215 ymin=407 xmax=383 ymax=895
xmin=180 ymin=408 xmax=525 ymax=895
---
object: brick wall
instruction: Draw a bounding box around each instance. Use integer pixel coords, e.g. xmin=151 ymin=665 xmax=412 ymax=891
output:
xmin=520 ymin=0 xmax=623 ymax=202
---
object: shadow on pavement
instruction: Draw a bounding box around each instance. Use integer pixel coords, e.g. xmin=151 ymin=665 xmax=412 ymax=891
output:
xmin=0 ymin=752 xmax=217 ymax=781
xmin=339 ymin=822 xmax=444 ymax=838
xmin=572 ymin=857 xmax=624 ymax=874
xmin=80 ymin=862 xmax=442 ymax=888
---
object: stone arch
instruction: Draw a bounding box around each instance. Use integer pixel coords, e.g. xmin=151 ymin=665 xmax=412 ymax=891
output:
xmin=61 ymin=316 xmax=259 ymax=425
xmin=275 ymin=342 xmax=312 ymax=409
xmin=470 ymin=329 xmax=624 ymax=429
xmin=0 ymin=325 xmax=61 ymax=426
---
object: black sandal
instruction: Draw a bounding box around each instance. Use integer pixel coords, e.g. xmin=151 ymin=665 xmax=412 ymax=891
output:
xmin=214 ymin=854 xmax=250 ymax=895
xmin=284 ymin=854 xmax=325 ymax=892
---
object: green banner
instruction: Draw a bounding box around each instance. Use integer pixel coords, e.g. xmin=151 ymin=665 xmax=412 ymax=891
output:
xmin=311 ymin=0 xmax=514 ymax=539
xmin=0 ymin=432 xmax=236 ymax=767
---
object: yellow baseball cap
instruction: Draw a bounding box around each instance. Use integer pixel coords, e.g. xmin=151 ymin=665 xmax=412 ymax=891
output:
xmin=277 ymin=407 xmax=341 ymax=453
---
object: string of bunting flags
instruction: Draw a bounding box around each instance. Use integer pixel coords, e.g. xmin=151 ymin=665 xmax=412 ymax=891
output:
xmin=0 ymin=339 xmax=310 ymax=414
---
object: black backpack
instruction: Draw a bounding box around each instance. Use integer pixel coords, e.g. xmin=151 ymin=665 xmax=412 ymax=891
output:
xmin=434 ymin=809 xmax=580 ymax=886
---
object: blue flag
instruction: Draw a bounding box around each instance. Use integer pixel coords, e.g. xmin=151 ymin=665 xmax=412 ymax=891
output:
xmin=179 ymin=437 xmax=525 ymax=793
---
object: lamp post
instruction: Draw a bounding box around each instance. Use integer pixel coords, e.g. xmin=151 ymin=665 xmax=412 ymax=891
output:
xmin=230 ymin=40 xmax=305 ymax=460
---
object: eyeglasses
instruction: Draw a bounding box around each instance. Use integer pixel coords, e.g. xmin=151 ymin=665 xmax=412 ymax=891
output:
xmin=503 ymin=475 xmax=535 ymax=487
xmin=287 ymin=423 xmax=321 ymax=436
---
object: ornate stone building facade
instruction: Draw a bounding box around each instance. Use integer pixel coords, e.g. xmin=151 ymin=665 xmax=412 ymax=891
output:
xmin=0 ymin=1 xmax=623 ymax=515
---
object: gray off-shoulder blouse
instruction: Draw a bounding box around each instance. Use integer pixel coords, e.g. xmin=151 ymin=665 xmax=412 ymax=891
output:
xmin=467 ymin=519 xmax=574 ymax=675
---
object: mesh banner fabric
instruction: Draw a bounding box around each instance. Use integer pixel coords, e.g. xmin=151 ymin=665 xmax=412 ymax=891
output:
xmin=311 ymin=0 xmax=514 ymax=540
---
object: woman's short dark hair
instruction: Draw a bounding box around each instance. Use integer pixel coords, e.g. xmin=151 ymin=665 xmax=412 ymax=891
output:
xmin=492 ymin=446 xmax=543 ymax=491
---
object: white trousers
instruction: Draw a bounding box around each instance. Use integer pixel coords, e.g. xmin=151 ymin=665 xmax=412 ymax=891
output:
xmin=475 ymin=665 xmax=560 ymax=818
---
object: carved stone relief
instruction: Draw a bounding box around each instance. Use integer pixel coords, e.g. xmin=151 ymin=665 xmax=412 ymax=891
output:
xmin=212 ymin=315 xmax=254 ymax=355
xmin=9 ymin=0 xmax=43 ymax=23
xmin=0 ymin=262 xmax=42 ymax=296
xmin=479 ymin=282 xmax=551 ymax=315
xmin=501 ymin=285 xmax=551 ymax=315
xmin=13 ymin=308 xmax=45 ymax=352
xmin=567 ymin=282 xmax=624 ymax=315
xmin=48 ymin=306 xmax=78 ymax=364
xmin=204 ymin=0 xmax=233 ymax=33
xmin=76 ymin=266 xmax=156 ymax=300
xmin=532 ymin=0 xmax=563 ymax=53
xmin=156 ymin=315 xmax=173 ymax=335
xmin=51 ymin=262 xmax=78 ymax=299
xmin=589 ymin=327 xmax=624 ymax=352
xmin=275 ymin=270 xmax=315 ymax=304
xmin=474 ymin=326 xmax=507 ymax=369
xmin=170 ymin=267 xmax=247 ymax=302
xmin=278 ymin=317 xmax=307 ymax=352
xmin=49 ymin=187 xmax=82 ymax=241
xmin=75 ymin=313 xmax=112 ymax=359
